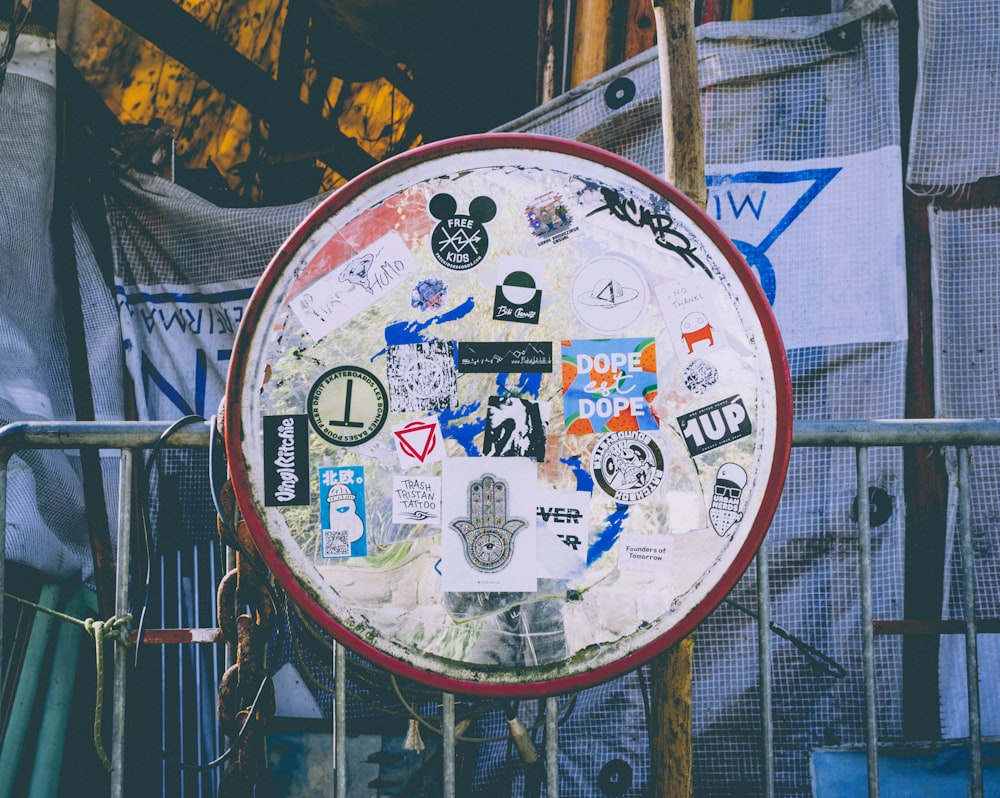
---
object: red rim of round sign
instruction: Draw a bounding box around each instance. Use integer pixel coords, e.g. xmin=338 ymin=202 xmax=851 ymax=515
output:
xmin=224 ymin=132 xmax=793 ymax=698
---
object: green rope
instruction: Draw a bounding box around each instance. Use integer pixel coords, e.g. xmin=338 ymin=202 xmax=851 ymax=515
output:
xmin=5 ymin=592 xmax=133 ymax=772
xmin=83 ymin=615 xmax=132 ymax=771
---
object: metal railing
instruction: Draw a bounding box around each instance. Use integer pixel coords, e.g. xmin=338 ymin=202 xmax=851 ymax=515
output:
xmin=0 ymin=418 xmax=997 ymax=797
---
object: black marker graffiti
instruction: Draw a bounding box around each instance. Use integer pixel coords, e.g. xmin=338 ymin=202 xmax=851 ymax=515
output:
xmin=586 ymin=187 xmax=712 ymax=278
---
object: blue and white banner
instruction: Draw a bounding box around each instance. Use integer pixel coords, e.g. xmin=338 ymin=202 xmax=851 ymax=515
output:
xmin=116 ymin=279 xmax=254 ymax=421
xmin=707 ymin=146 xmax=907 ymax=349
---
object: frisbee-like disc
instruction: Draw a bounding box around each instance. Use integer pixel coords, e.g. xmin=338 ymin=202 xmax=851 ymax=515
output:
xmin=224 ymin=134 xmax=791 ymax=697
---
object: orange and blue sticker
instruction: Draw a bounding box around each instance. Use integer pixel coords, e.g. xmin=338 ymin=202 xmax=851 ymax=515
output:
xmin=561 ymin=338 xmax=658 ymax=434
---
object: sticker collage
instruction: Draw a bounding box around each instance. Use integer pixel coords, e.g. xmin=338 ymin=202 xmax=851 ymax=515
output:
xmin=246 ymin=153 xmax=777 ymax=667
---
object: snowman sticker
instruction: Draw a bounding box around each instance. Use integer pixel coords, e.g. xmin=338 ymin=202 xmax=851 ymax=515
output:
xmin=319 ymin=466 xmax=367 ymax=557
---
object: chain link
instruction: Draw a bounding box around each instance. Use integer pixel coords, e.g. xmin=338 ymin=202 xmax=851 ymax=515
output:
xmin=216 ymin=474 xmax=275 ymax=796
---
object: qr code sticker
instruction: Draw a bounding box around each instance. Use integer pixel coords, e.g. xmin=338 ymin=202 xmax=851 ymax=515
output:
xmin=323 ymin=528 xmax=349 ymax=558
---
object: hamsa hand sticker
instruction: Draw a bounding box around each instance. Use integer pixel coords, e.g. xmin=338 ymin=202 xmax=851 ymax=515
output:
xmin=441 ymin=458 xmax=538 ymax=592
xmin=451 ymin=475 xmax=525 ymax=572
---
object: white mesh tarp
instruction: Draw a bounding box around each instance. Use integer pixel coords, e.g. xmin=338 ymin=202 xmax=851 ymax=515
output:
xmin=930 ymin=205 xmax=1000 ymax=740
xmin=496 ymin=1 xmax=908 ymax=794
xmin=106 ymin=176 xmax=321 ymax=545
xmin=907 ymin=0 xmax=1000 ymax=188
xmin=0 ymin=32 xmax=93 ymax=582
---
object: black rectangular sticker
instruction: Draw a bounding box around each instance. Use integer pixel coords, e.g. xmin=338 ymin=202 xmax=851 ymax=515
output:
xmin=263 ymin=414 xmax=311 ymax=506
xmin=677 ymin=395 xmax=752 ymax=456
xmin=456 ymin=341 xmax=553 ymax=373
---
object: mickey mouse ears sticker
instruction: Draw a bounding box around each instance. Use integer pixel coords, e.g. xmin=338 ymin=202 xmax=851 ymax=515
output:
xmin=429 ymin=192 xmax=498 ymax=270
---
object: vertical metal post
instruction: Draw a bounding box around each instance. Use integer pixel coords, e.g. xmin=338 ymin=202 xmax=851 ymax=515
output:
xmin=443 ymin=693 xmax=456 ymax=798
xmin=856 ymin=447 xmax=879 ymax=797
xmin=176 ymin=550 xmax=185 ymax=797
xmin=0 ymin=450 xmax=8 ymax=678
xmin=545 ymin=696 xmax=560 ymax=798
xmin=111 ymin=448 xmax=135 ymax=798
xmin=957 ymin=447 xmax=983 ymax=798
xmin=335 ymin=642 xmax=347 ymax=798
xmin=756 ymin=548 xmax=774 ymax=798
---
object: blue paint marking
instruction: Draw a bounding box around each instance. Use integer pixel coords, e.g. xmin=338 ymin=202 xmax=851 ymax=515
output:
xmin=495 ymin=372 xmax=543 ymax=400
xmin=706 ymin=167 xmax=841 ymax=305
xmin=374 ymin=297 xmax=475 ymax=358
xmin=588 ymin=504 xmax=629 ymax=566
xmin=116 ymin=285 xmax=254 ymax=304
xmin=559 ymin=456 xmax=594 ymax=493
xmin=439 ymin=403 xmax=485 ymax=456
xmin=517 ymin=372 xmax=542 ymax=399
xmin=141 ymin=351 xmax=195 ymax=416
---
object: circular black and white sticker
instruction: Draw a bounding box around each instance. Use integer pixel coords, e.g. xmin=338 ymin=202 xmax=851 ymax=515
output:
xmin=591 ymin=431 xmax=665 ymax=504
xmin=428 ymin=193 xmax=497 ymax=271
xmin=307 ymin=366 xmax=388 ymax=446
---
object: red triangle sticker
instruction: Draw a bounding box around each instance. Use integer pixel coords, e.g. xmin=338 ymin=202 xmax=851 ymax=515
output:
xmin=393 ymin=420 xmax=438 ymax=463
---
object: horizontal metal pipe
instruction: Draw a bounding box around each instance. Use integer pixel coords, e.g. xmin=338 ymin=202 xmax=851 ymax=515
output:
xmin=791 ymin=419 xmax=1000 ymax=447
xmin=0 ymin=421 xmax=213 ymax=460
xmin=5 ymin=419 xmax=1000 ymax=458
xmin=874 ymin=619 xmax=1000 ymax=636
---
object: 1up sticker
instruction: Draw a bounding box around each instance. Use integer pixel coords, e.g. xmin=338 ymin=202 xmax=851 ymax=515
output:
xmin=677 ymin=395 xmax=752 ymax=456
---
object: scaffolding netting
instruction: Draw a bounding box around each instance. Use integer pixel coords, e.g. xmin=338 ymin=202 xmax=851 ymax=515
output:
xmin=929 ymin=205 xmax=1000 ymax=741
xmin=497 ymin=1 xmax=907 ymax=794
xmin=906 ymin=0 xmax=1000 ymax=188
xmin=0 ymin=33 xmax=93 ymax=583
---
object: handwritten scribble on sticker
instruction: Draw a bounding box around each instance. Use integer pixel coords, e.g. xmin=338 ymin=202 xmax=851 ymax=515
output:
xmin=483 ymin=396 xmax=548 ymax=461
xmin=339 ymin=253 xmax=375 ymax=293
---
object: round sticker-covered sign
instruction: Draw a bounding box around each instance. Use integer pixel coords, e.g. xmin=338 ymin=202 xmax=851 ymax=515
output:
xmin=225 ymin=134 xmax=791 ymax=697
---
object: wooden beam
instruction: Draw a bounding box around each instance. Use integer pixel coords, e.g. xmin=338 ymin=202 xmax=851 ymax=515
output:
xmin=625 ymin=0 xmax=657 ymax=60
xmin=570 ymin=0 xmax=623 ymax=87
xmin=649 ymin=3 xmax=702 ymax=797
xmin=652 ymin=0 xmax=705 ymax=207
xmin=536 ymin=0 xmax=564 ymax=104
xmin=88 ymin=0 xmax=378 ymax=179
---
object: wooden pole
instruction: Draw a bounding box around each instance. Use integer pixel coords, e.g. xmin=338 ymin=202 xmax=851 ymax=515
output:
xmin=649 ymin=2 xmax=703 ymax=796
xmin=536 ymin=0 xmax=564 ymax=104
xmin=652 ymin=0 xmax=705 ymax=208
xmin=569 ymin=0 xmax=625 ymax=88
